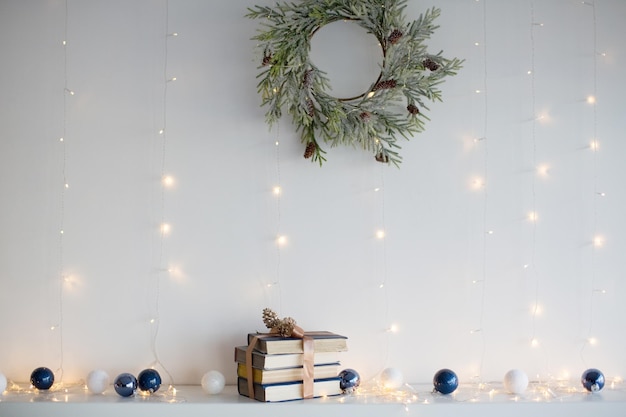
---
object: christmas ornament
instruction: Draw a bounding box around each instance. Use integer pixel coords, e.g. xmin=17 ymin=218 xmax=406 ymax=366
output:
xmin=201 ymin=370 xmax=225 ymax=395
xmin=380 ymin=367 xmax=404 ymax=390
xmin=338 ymin=368 xmax=360 ymax=393
xmin=503 ymin=369 xmax=529 ymax=395
xmin=247 ymin=0 xmax=463 ymax=166
xmin=581 ymin=368 xmax=605 ymax=392
xmin=86 ymin=370 xmax=110 ymax=394
xmin=137 ymin=369 xmax=162 ymax=393
xmin=433 ymin=368 xmax=458 ymax=395
xmin=30 ymin=367 xmax=54 ymax=390
xmin=113 ymin=373 xmax=137 ymax=397
xmin=0 ymin=372 xmax=7 ymax=394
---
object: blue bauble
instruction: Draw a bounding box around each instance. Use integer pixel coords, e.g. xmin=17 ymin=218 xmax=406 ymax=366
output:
xmin=30 ymin=367 xmax=55 ymax=390
xmin=433 ymin=369 xmax=459 ymax=395
xmin=137 ymin=369 xmax=162 ymax=393
xmin=581 ymin=368 xmax=605 ymax=392
xmin=113 ymin=373 xmax=138 ymax=397
xmin=338 ymin=368 xmax=361 ymax=393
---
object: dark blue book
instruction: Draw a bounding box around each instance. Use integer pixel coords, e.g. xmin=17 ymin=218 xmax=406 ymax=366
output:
xmin=237 ymin=376 xmax=342 ymax=402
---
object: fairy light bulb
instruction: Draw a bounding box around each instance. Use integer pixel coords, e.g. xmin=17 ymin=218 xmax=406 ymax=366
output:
xmin=161 ymin=223 xmax=171 ymax=235
xmin=376 ymin=229 xmax=385 ymax=239
xmin=587 ymin=95 xmax=596 ymax=104
xmin=593 ymin=235 xmax=604 ymax=248
xmin=162 ymin=175 xmax=175 ymax=187
xmin=588 ymin=337 xmax=598 ymax=346
xmin=272 ymin=186 xmax=281 ymax=195
xmin=590 ymin=140 xmax=599 ymax=151
xmin=531 ymin=338 xmax=539 ymax=348
xmin=277 ymin=235 xmax=287 ymax=246
xmin=537 ymin=164 xmax=550 ymax=177
xmin=528 ymin=211 xmax=538 ymax=222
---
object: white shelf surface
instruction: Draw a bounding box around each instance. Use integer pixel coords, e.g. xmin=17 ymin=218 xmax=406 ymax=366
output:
xmin=1 ymin=383 xmax=625 ymax=417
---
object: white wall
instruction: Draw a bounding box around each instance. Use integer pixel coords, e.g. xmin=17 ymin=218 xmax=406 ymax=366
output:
xmin=0 ymin=0 xmax=625 ymax=386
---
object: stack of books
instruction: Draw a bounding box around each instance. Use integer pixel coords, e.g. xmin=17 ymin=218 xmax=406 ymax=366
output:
xmin=234 ymin=331 xmax=348 ymax=402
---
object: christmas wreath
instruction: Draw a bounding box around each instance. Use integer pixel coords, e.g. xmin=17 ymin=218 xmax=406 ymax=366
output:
xmin=247 ymin=0 xmax=463 ymax=166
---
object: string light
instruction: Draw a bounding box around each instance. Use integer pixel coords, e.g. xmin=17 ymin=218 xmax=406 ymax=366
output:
xmin=147 ymin=0 xmax=177 ymax=390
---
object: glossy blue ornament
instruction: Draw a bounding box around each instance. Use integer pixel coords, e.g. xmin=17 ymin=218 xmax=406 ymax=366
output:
xmin=338 ymin=368 xmax=360 ymax=393
xmin=113 ymin=373 xmax=138 ymax=397
xmin=138 ymin=369 xmax=162 ymax=393
xmin=581 ymin=368 xmax=605 ymax=392
xmin=30 ymin=367 xmax=55 ymax=390
xmin=433 ymin=368 xmax=458 ymax=395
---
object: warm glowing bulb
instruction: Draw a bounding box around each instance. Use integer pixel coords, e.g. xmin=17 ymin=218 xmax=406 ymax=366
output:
xmin=475 ymin=89 xmax=481 ymax=94
xmin=587 ymin=95 xmax=596 ymax=104
xmin=162 ymin=175 xmax=175 ymax=187
xmin=531 ymin=338 xmax=539 ymax=348
xmin=367 ymin=91 xmax=375 ymax=98
xmin=388 ymin=324 xmax=399 ymax=333
xmin=272 ymin=186 xmax=281 ymax=195
xmin=376 ymin=230 xmax=385 ymax=239
xmin=50 ymin=325 xmax=57 ymax=331
xmin=590 ymin=140 xmax=599 ymax=151
xmin=593 ymin=235 xmax=604 ymax=247
xmin=474 ymin=42 xmax=480 ymax=46
xmin=159 ymin=129 xmax=165 ymax=135
xmin=161 ymin=223 xmax=171 ymax=234
xmin=62 ymin=40 xmax=67 ymax=46
xmin=528 ymin=211 xmax=538 ymax=222
xmin=471 ymin=177 xmax=484 ymax=190
xmin=275 ymin=141 xmax=280 ymax=146
xmin=169 ymin=32 xmax=179 ymax=37
xmin=537 ymin=164 xmax=550 ymax=177
xmin=168 ymin=77 xmax=177 ymax=82
xmin=531 ymin=304 xmax=543 ymax=316
xmin=527 ymin=70 xmax=532 ymax=75
xmin=588 ymin=337 xmax=598 ymax=346
xmin=487 ymin=230 xmax=494 ymax=235
xmin=277 ymin=235 xmax=287 ymax=246
xmin=59 ymin=137 xmax=64 ymax=142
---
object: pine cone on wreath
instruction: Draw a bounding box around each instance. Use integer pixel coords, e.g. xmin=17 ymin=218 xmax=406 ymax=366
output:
xmin=388 ymin=29 xmax=403 ymax=45
xmin=373 ymin=79 xmax=397 ymax=91
xmin=407 ymin=104 xmax=420 ymax=115
xmin=304 ymin=141 xmax=317 ymax=159
xmin=375 ymin=152 xmax=389 ymax=163
xmin=305 ymin=98 xmax=315 ymax=117
xmin=423 ymin=58 xmax=439 ymax=71
xmin=262 ymin=54 xmax=273 ymax=66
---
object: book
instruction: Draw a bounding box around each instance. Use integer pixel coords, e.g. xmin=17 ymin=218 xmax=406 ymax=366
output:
xmin=247 ymin=331 xmax=348 ymax=355
xmin=237 ymin=362 xmax=340 ymax=384
xmin=234 ymin=345 xmax=342 ymax=370
xmin=237 ymin=377 xmax=342 ymax=402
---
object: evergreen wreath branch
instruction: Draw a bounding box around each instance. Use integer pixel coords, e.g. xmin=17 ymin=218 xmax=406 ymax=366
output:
xmin=247 ymin=0 xmax=463 ymax=166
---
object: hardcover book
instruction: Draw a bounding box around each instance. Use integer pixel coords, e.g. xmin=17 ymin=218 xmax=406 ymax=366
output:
xmin=237 ymin=376 xmax=342 ymax=402
xmin=247 ymin=331 xmax=348 ymax=354
xmin=236 ymin=362 xmax=339 ymax=384
xmin=234 ymin=346 xmax=342 ymax=369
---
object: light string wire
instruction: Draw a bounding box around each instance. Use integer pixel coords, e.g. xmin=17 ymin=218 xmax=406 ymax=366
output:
xmin=580 ymin=0 xmax=600 ymax=366
xmin=378 ymin=165 xmax=390 ymax=369
xmin=272 ymin=125 xmax=283 ymax=313
xmin=149 ymin=0 xmax=175 ymax=389
xmin=54 ymin=0 xmax=70 ymax=385
xmin=473 ymin=0 xmax=489 ymax=383
xmin=528 ymin=0 xmax=541 ymax=352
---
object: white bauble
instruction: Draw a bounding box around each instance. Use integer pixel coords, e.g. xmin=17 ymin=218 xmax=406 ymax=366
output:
xmin=503 ymin=369 xmax=529 ymax=395
xmin=86 ymin=370 xmax=110 ymax=394
xmin=380 ymin=367 xmax=404 ymax=390
xmin=0 ymin=372 xmax=7 ymax=394
xmin=201 ymin=370 xmax=225 ymax=395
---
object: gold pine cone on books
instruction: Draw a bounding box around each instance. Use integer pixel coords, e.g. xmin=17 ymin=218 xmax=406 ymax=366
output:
xmin=275 ymin=317 xmax=296 ymax=337
xmin=262 ymin=308 xmax=280 ymax=329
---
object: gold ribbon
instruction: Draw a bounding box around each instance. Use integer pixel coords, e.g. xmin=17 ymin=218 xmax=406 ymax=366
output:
xmin=245 ymin=325 xmax=315 ymax=400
